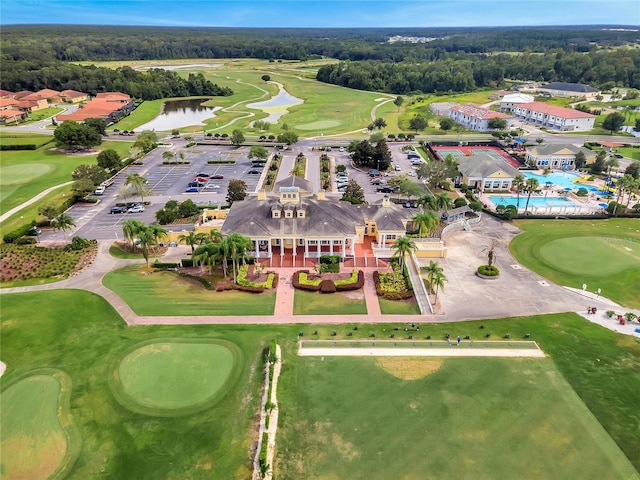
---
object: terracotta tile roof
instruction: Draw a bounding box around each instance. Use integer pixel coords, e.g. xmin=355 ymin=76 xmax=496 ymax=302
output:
xmin=14 ymin=91 xmax=34 ymax=99
xmin=0 ymin=98 xmax=18 ymax=108
xmin=0 ymin=109 xmax=25 ymax=118
xmin=21 ymin=88 xmax=61 ymax=101
xmin=60 ymin=89 xmax=87 ymax=99
xmin=15 ymin=100 xmax=41 ymax=109
xmin=451 ymin=103 xmax=511 ymax=120
xmin=0 ymin=90 xmax=15 ymax=98
xmin=95 ymin=92 xmax=131 ymax=101
xmin=517 ymin=102 xmax=595 ymax=119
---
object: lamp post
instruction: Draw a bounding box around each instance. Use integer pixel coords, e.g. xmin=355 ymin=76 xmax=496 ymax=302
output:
xmin=20 ymin=215 xmax=24 ymax=226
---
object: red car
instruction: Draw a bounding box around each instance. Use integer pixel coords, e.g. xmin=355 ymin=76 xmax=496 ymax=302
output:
xmin=211 ymin=174 xmax=224 ymax=179
xmin=193 ymin=177 xmax=209 ymax=183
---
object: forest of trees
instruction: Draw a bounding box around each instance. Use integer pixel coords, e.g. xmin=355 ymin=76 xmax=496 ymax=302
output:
xmin=1 ymin=25 xmax=638 ymax=98
xmin=316 ymin=48 xmax=640 ymax=94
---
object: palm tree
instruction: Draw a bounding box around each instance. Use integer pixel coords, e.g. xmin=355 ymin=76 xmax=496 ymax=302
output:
xmin=513 ymin=174 xmax=525 ymax=207
xmin=178 ymin=230 xmax=207 ymax=255
xmin=412 ymin=211 xmax=439 ymax=238
xmin=125 ymin=173 xmax=150 ymax=203
xmin=481 ymin=240 xmax=499 ymax=267
xmin=604 ymin=157 xmax=619 ymax=175
xmin=207 ymin=229 xmax=223 ymax=244
xmin=194 ymin=242 xmax=221 ymax=275
xmin=435 ymin=192 xmax=453 ymax=212
xmin=162 ymin=150 xmax=174 ymax=162
xmin=432 ymin=270 xmax=448 ymax=303
xmin=122 ymin=219 xmax=145 ymax=251
xmin=148 ymin=224 xmax=168 ymax=251
xmin=224 ymin=232 xmax=252 ymax=283
xmin=137 ymin=227 xmax=156 ymax=267
xmin=117 ymin=185 xmax=136 ymax=204
xmin=51 ymin=214 xmax=75 ymax=241
xmin=417 ymin=193 xmax=437 ymax=211
xmin=422 ymin=260 xmax=444 ymax=294
xmin=391 ymin=236 xmax=417 ymax=272
xmin=523 ymin=178 xmax=539 ymax=214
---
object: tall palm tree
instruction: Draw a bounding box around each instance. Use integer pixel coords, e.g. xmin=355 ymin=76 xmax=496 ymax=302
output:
xmin=435 ymin=192 xmax=453 ymax=212
xmin=51 ymin=214 xmax=76 ymax=241
xmin=391 ymin=236 xmax=417 ymax=272
xmin=224 ymin=232 xmax=252 ymax=283
xmin=523 ymin=178 xmax=539 ymax=215
xmin=422 ymin=260 xmax=444 ymax=294
xmin=148 ymin=224 xmax=168 ymax=251
xmin=125 ymin=173 xmax=150 ymax=203
xmin=482 ymin=240 xmax=499 ymax=267
xmin=122 ymin=219 xmax=145 ymax=251
xmin=513 ymin=174 xmax=525 ymax=207
xmin=208 ymin=229 xmax=223 ymax=244
xmin=412 ymin=211 xmax=439 ymax=238
xmin=137 ymin=227 xmax=156 ymax=267
xmin=432 ymin=270 xmax=448 ymax=303
xmin=194 ymin=242 xmax=221 ymax=275
xmin=179 ymin=230 xmax=207 ymax=255
xmin=417 ymin=193 xmax=437 ymax=211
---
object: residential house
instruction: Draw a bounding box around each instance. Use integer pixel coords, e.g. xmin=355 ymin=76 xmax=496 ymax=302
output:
xmin=512 ymin=102 xmax=595 ymax=132
xmin=13 ymin=91 xmax=35 ymax=100
xmin=0 ymin=109 xmax=26 ymax=124
xmin=21 ymin=89 xmax=62 ymax=103
xmin=449 ymin=104 xmax=513 ymax=131
xmin=525 ymin=144 xmax=597 ymax=169
xmin=537 ymin=82 xmax=600 ymax=99
xmin=59 ymin=90 xmax=88 ymax=103
xmin=454 ymin=152 xmax=521 ymax=192
xmin=56 ymin=92 xmax=134 ymax=123
xmin=0 ymin=90 xmax=16 ymax=99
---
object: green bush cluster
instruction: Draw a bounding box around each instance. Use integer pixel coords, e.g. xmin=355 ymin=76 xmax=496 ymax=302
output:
xmin=177 ymin=271 xmax=214 ymax=290
xmin=152 ymin=261 xmax=180 ymax=270
xmin=236 ymin=264 xmax=277 ymax=289
xmin=334 ymin=269 xmax=359 ymax=286
xmin=297 ymin=271 xmax=323 ymax=287
xmin=258 ymin=432 xmax=269 ymax=473
xmin=64 ymin=236 xmax=93 ymax=252
xmin=373 ymin=269 xmax=414 ymax=300
xmin=206 ymin=159 xmax=236 ymax=164
xmin=3 ymin=221 xmax=37 ymax=243
xmin=477 ymin=265 xmax=500 ymax=276
xmin=181 ymin=258 xmax=194 ymax=267
xmin=293 ymin=269 xmax=364 ymax=292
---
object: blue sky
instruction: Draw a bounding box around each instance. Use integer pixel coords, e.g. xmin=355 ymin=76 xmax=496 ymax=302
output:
xmin=1 ymin=0 xmax=638 ymax=27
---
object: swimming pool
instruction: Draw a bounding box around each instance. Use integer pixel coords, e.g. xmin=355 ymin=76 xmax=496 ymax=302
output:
xmin=523 ymin=171 xmax=590 ymax=190
xmin=489 ymin=195 xmax=578 ymax=209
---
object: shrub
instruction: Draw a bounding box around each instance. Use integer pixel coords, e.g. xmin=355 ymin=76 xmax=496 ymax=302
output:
xmin=181 ymin=258 xmax=194 ymax=267
xmin=372 ymin=271 xmax=413 ymax=300
xmin=16 ymin=237 xmax=37 ymax=245
xmin=236 ymin=264 xmax=276 ymax=289
xmin=477 ymin=265 xmax=500 ymax=276
xmin=153 ymin=261 xmax=180 ymax=270
xmin=177 ymin=272 xmax=214 ymax=289
xmin=319 ymin=279 xmax=337 ymax=293
xmin=453 ymin=198 xmax=468 ymax=208
xmin=335 ymin=270 xmax=365 ymax=291
xmin=64 ymin=236 xmax=93 ymax=251
xmin=3 ymin=221 xmax=37 ymax=243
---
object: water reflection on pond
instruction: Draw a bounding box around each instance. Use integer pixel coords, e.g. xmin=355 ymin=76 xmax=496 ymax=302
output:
xmin=138 ymin=99 xmax=220 ymax=131
xmin=247 ymin=87 xmax=303 ymax=123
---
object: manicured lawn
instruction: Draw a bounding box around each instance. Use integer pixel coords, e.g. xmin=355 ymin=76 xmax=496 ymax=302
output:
xmin=0 ymin=140 xmax=132 ymax=223
xmin=277 ymin=356 xmax=636 ymax=480
xmin=0 ymin=184 xmax=73 ymax=234
xmin=509 ymin=218 xmax=640 ymax=308
xmin=0 ymin=131 xmax=54 ymax=147
xmin=293 ymin=289 xmax=367 ymax=315
xmin=108 ymin=245 xmax=161 ymax=259
xmin=0 ymin=371 xmax=80 ymax=480
xmin=110 ymin=99 xmax=168 ymax=131
xmin=378 ymin=296 xmax=420 ymax=314
xmin=103 ymin=264 xmax=276 ymax=315
xmin=617 ymin=146 xmax=640 ymax=161
xmin=0 ymin=289 xmax=272 ymax=479
xmin=23 ymin=107 xmax=64 ymax=123
xmin=112 ymin=340 xmax=239 ymax=415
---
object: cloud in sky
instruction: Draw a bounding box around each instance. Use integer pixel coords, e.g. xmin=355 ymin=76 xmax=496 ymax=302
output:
xmin=1 ymin=0 xmax=638 ymax=27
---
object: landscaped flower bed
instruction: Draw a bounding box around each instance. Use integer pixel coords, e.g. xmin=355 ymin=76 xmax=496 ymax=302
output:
xmin=373 ymin=267 xmax=414 ymax=300
xmin=0 ymin=241 xmax=97 ymax=284
xmin=292 ymin=269 xmax=364 ymax=293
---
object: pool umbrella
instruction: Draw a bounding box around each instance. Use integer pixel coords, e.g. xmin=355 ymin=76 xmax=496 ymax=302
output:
xmin=545 ymin=181 xmax=553 ymax=185
xmin=564 ymin=187 xmax=572 ymax=191
xmin=590 ymin=187 xmax=599 ymax=192
xmin=598 ymin=203 xmax=608 ymax=208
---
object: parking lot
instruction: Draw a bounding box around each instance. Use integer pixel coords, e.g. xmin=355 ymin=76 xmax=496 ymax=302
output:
xmin=63 ymin=142 xmax=273 ymax=240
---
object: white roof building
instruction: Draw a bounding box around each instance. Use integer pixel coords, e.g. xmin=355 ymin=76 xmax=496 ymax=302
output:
xmin=500 ymin=93 xmax=535 ymax=112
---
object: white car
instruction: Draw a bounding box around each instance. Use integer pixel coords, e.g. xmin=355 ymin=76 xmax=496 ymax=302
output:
xmin=127 ymin=205 xmax=145 ymax=213
xmin=339 ymin=147 xmax=345 ymax=152
xmin=204 ymin=184 xmax=221 ymax=190
xmin=407 ymin=170 xmax=416 ymax=177
xmin=395 ymin=165 xmax=402 ymax=171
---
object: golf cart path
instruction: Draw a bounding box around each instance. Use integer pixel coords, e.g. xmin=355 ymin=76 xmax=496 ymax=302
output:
xmin=0 ymin=181 xmax=74 ymax=223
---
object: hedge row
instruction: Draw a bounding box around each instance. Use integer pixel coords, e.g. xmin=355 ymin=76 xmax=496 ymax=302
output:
xmin=206 ymin=159 xmax=236 ymax=164
xmin=373 ymin=270 xmax=414 ymax=300
xmin=153 ymin=261 xmax=180 ymax=270
xmin=236 ymin=264 xmax=277 ymax=289
xmin=162 ymin=161 xmax=191 ymax=165
xmin=1 ymin=144 xmax=37 ymax=150
xmin=292 ymin=269 xmax=364 ymax=293
xmin=3 ymin=221 xmax=37 ymax=243
xmin=181 ymin=258 xmax=194 ymax=267
xmin=177 ymin=272 xmax=214 ymax=290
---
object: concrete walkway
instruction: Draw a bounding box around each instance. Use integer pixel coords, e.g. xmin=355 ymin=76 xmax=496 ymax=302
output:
xmin=0 ymin=181 xmax=73 ymax=223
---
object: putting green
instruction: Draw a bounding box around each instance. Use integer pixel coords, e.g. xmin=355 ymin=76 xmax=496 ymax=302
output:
xmin=538 ymin=236 xmax=640 ymax=276
xmin=0 ymin=372 xmax=79 ymax=480
xmin=0 ymin=163 xmax=53 ymax=185
xmin=112 ymin=340 xmax=238 ymax=416
xmin=296 ymin=119 xmax=341 ymax=130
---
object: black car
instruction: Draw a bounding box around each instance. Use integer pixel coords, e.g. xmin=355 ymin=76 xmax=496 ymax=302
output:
xmin=188 ymin=182 xmax=206 ymax=188
xmin=247 ymin=169 xmax=262 ymax=174
xmin=26 ymin=226 xmax=42 ymax=236
xmin=377 ymin=187 xmax=394 ymax=193
xmin=110 ymin=206 xmax=126 ymax=214
xmin=211 ymin=174 xmax=224 ymax=179
xmin=194 ymin=173 xmax=210 ymax=178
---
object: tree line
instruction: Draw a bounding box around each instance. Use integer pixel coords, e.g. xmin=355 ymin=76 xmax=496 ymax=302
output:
xmin=0 ymin=60 xmax=232 ymax=101
xmin=316 ymin=47 xmax=640 ymax=95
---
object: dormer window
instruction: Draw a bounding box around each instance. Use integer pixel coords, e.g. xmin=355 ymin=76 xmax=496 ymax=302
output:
xmin=297 ymin=209 xmax=305 ymax=218
xmin=272 ymin=210 xmax=280 ymax=218
xmin=285 ymin=210 xmax=293 ymax=218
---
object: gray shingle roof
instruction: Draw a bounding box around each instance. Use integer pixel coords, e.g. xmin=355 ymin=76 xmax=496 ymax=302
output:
xmin=457 ymin=153 xmax=520 ymax=178
xmin=274 ymin=175 xmax=314 ymax=194
xmin=529 ymin=144 xmax=593 ymax=157
xmin=542 ymin=82 xmax=599 ymax=93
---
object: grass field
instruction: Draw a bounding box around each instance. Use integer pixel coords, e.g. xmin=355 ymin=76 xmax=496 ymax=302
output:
xmin=103 ymin=265 xmax=276 ymax=315
xmin=111 ymin=340 xmax=239 ymax=416
xmin=0 ymin=131 xmax=54 ymax=148
xmin=110 ymin=99 xmax=164 ymax=131
xmin=0 ymin=289 xmax=270 ymax=479
xmin=23 ymin=107 xmax=64 ymax=123
xmin=293 ymin=289 xmax=367 ymax=315
xmin=0 ymin=140 xmax=133 ymax=228
xmin=378 ymin=297 xmax=420 ymax=315
xmin=0 ymin=370 xmax=80 ymax=480
xmin=276 ymin=357 xmax=636 ymax=480
xmin=509 ymin=218 xmax=640 ymax=308
xmin=617 ymin=146 xmax=640 ymax=161
xmin=1 ymin=290 xmax=639 ymax=477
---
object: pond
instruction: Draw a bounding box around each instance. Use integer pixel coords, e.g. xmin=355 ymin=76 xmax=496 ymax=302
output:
xmin=247 ymin=85 xmax=303 ymax=123
xmin=138 ymin=99 xmax=221 ymax=131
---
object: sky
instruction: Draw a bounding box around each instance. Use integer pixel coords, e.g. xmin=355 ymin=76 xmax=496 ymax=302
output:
xmin=1 ymin=0 xmax=638 ymax=28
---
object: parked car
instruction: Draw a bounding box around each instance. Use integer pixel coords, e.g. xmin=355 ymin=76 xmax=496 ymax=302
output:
xmin=339 ymin=147 xmax=345 ymax=152
xmin=185 ymin=187 xmax=200 ymax=193
xmin=395 ymin=164 xmax=402 ymax=171
xmin=94 ymin=185 xmax=106 ymax=195
xmin=368 ymin=169 xmax=380 ymax=177
xmin=211 ymin=174 xmax=224 ymax=179
xmin=195 ymin=173 xmax=210 ymax=178
xmin=336 ymin=175 xmax=349 ymax=181
xmin=188 ymin=182 xmax=206 ymax=188
xmin=384 ymin=171 xmax=397 ymax=177
xmin=127 ymin=205 xmax=145 ymax=213
xmin=110 ymin=206 xmax=127 ymax=214
xmin=193 ymin=177 xmax=209 ymax=183
xmin=371 ymin=179 xmax=385 ymax=186
xmin=204 ymin=184 xmax=221 ymax=190
xmin=377 ymin=186 xmax=395 ymax=193
xmin=411 ymin=159 xmax=423 ymax=165
xmin=26 ymin=226 xmax=42 ymax=236
xmin=247 ymin=169 xmax=262 ymax=174
xmin=407 ymin=170 xmax=416 ymax=177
